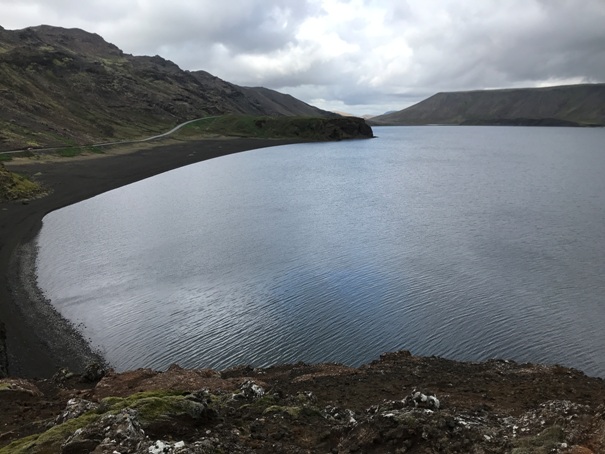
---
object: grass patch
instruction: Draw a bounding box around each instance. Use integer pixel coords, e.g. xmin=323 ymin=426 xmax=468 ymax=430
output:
xmin=46 ymin=131 xmax=78 ymax=147
xmin=99 ymin=390 xmax=211 ymax=426
xmin=0 ymin=150 xmax=34 ymax=160
xmin=0 ymin=390 xmax=202 ymax=453
xmin=99 ymin=390 xmax=184 ymax=411
xmin=0 ymin=165 xmax=45 ymax=201
xmin=56 ymin=145 xmax=103 ymax=158
xmin=56 ymin=147 xmax=82 ymax=157
xmin=0 ymin=412 xmax=101 ymax=454
xmin=177 ymin=115 xmax=322 ymax=139
xmin=175 ymin=115 xmax=371 ymax=141
xmin=86 ymin=145 xmax=104 ymax=154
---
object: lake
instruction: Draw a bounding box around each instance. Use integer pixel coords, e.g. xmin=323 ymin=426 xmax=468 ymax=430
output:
xmin=35 ymin=126 xmax=605 ymax=376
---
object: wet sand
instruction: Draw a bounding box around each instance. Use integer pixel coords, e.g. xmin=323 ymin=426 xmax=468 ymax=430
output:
xmin=0 ymin=138 xmax=300 ymax=378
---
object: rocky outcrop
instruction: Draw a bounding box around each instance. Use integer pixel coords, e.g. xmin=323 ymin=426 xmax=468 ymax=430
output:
xmin=322 ymin=116 xmax=375 ymax=139
xmin=264 ymin=115 xmax=374 ymax=140
xmin=2 ymin=351 xmax=605 ymax=453
xmin=191 ymin=115 xmax=374 ymax=141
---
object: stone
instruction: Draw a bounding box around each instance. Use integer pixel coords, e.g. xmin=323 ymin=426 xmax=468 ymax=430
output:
xmin=406 ymin=391 xmax=440 ymax=410
xmin=61 ymin=409 xmax=147 ymax=453
xmin=232 ymin=380 xmax=265 ymax=400
xmin=56 ymin=398 xmax=99 ymax=424
xmin=81 ymin=361 xmax=107 ymax=382
xmin=53 ymin=368 xmax=76 ymax=384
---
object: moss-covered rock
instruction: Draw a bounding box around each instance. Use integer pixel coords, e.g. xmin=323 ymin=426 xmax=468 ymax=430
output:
xmin=128 ymin=394 xmax=211 ymax=425
xmin=0 ymin=390 xmax=217 ymax=454
xmin=0 ymin=412 xmax=102 ymax=454
xmin=0 ymin=163 xmax=44 ymax=201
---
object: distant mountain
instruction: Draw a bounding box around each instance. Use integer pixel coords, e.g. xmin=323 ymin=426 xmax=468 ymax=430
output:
xmin=333 ymin=111 xmax=376 ymax=120
xmin=0 ymin=25 xmax=335 ymax=151
xmin=370 ymin=84 xmax=605 ymax=127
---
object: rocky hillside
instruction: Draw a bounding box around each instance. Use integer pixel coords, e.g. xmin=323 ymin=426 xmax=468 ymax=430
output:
xmin=2 ymin=351 xmax=605 ymax=453
xmin=0 ymin=25 xmax=335 ymax=151
xmin=371 ymin=84 xmax=605 ymax=126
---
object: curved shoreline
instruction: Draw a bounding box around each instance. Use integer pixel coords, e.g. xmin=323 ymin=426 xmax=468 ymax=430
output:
xmin=0 ymin=137 xmax=302 ymax=378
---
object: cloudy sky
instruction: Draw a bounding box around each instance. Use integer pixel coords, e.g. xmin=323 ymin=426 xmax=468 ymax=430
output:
xmin=3 ymin=0 xmax=605 ymax=115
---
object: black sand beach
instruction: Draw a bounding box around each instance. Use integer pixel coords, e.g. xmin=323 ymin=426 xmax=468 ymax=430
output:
xmin=0 ymin=138 xmax=300 ymax=378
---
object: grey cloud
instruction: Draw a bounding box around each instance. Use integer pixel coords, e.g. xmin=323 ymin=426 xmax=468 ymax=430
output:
xmin=8 ymin=0 xmax=134 ymax=23
xmin=2 ymin=0 xmax=604 ymax=115
xmin=109 ymin=1 xmax=315 ymax=55
xmin=389 ymin=1 xmax=605 ymax=92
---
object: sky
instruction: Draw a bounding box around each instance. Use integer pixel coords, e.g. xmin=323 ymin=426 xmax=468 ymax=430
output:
xmin=2 ymin=0 xmax=605 ymax=116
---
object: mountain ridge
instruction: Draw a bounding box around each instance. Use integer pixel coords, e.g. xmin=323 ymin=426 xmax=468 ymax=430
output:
xmin=370 ymin=83 xmax=605 ymax=126
xmin=0 ymin=25 xmax=337 ymax=151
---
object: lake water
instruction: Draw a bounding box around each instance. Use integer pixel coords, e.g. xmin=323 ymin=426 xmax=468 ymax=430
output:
xmin=36 ymin=126 xmax=605 ymax=376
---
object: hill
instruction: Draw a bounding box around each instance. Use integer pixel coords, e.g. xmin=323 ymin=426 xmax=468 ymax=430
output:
xmin=0 ymin=25 xmax=336 ymax=151
xmin=370 ymin=84 xmax=605 ymax=126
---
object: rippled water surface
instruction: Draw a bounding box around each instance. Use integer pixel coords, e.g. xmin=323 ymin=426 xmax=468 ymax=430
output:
xmin=36 ymin=126 xmax=605 ymax=375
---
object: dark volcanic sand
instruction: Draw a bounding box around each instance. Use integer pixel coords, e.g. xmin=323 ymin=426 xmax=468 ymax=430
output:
xmin=0 ymin=138 xmax=300 ymax=378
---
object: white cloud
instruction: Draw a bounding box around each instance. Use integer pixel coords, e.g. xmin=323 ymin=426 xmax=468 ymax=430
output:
xmin=1 ymin=0 xmax=604 ymax=115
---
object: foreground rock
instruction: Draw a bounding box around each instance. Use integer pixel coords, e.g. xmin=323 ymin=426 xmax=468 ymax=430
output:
xmin=1 ymin=351 xmax=605 ymax=453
